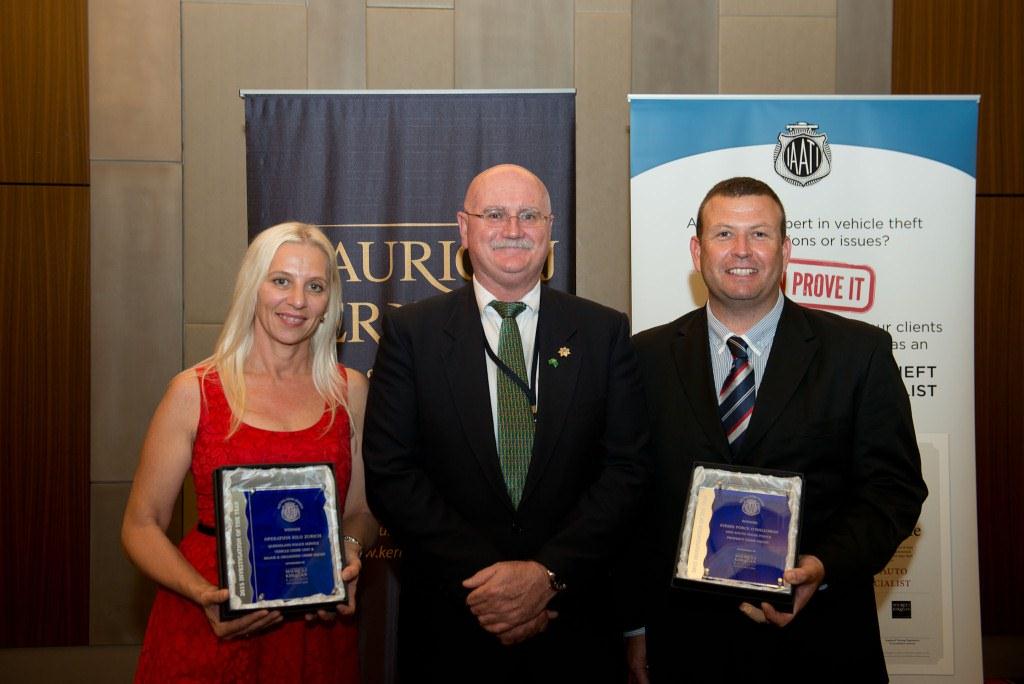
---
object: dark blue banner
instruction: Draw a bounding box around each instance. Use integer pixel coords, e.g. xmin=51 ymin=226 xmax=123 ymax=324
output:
xmin=245 ymin=91 xmax=575 ymax=684
xmin=245 ymin=91 xmax=576 ymax=373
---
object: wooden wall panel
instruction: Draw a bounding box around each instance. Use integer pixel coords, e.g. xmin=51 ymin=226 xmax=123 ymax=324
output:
xmin=892 ymin=0 xmax=1023 ymax=194
xmin=894 ymin=0 xmax=1024 ymax=636
xmin=974 ymin=196 xmax=1024 ymax=634
xmin=0 ymin=185 xmax=90 ymax=646
xmin=0 ymin=0 xmax=89 ymax=184
xmin=0 ymin=0 xmax=90 ymax=647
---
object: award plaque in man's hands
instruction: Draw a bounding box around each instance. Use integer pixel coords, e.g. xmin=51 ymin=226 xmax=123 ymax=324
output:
xmin=214 ymin=463 xmax=348 ymax=619
xmin=673 ymin=463 xmax=803 ymax=611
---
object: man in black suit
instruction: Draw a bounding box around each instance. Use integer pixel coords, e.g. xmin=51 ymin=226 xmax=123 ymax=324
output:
xmin=364 ymin=164 xmax=648 ymax=682
xmin=627 ymin=177 xmax=927 ymax=683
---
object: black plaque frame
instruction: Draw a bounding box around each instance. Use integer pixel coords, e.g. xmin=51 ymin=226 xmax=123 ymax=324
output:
xmin=214 ymin=462 xmax=348 ymax=620
xmin=672 ymin=462 xmax=804 ymax=612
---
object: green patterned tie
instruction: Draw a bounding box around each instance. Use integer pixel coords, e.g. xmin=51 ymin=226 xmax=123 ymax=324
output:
xmin=490 ymin=300 xmax=534 ymax=507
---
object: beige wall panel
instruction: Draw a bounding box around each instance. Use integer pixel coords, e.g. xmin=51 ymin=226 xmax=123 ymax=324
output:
xmin=366 ymin=8 xmax=455 ymax=89
xmin=575 ymin=11 xmax=631 ymax=313
xmin=188 ymin=0 xmax=305 ymax=4
xmin=720 ymin=17 xmax=836 ymax=93
xmin=185 ymin=323 xmax=223 ymax=367
xmin=309 ymin=0 xmax=366 ymax=89
xmin=720 ymin=0 xmax=835 ymax=15
xmin=0 ymin=646 xmax=140 ymax=683
xmin=577 ymin=0 xmax=630 ymax=11
xmin=89 ymin=0 xmax=182 ymax=161
xmin=455 ymin=0 xmax=573 ymax=88
xmin=182 ymin=3 xmax=306 ymax=324
xmin=369 ymin=0 xmax=454 ymax=7
xmin=836 ymin=0 xmax=891 ymax=93
xmin=90 ymin=483 xmax=180 ymax=646
xmin=91 ymin=161 xmax=183 ymax=482
xmin=631 ymin=0 xmax=717 ymax=93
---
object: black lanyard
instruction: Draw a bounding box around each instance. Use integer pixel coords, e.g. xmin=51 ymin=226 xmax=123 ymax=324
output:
xmin=483 ymin=334 xmax=541 ymax=420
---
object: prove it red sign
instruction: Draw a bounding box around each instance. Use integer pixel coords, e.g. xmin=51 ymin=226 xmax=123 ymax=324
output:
xmin=785 ymin=258 xmax=875 ymax=313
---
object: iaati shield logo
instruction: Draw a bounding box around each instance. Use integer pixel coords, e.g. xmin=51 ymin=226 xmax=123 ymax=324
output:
xmin=773 ymin=122 xmax=832 ymax=187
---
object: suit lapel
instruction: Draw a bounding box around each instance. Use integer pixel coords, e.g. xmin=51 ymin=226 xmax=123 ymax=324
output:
xmin=739 ymin=299 xmax=817 ymax=459
xmin=521 ymin=288 xmax=580 ymax=505
xmin=441 ymin=285 xmax=513 ymax=507
xmin=672 ymin=309 xmax=734 ymax=462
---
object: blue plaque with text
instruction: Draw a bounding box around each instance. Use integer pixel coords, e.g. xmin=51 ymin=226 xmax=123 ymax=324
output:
xmin=674 ymin=464 xmax=803 ymax=611
xmin=704 ymin=489 xmax=790 ymax=586
xmin=214 ymin=463 xmax=348 ymax=618
xmin=245 ymin=487 xmax=336 ymax=602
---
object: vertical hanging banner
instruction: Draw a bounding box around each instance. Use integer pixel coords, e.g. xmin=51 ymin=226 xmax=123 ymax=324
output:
xmin=244 ymin=90 xmax=574 ymax=684
xmin=244 ymin=90 xmax=575 ymax=374
xmin=629 ymin=96 xmax=980 ymax=681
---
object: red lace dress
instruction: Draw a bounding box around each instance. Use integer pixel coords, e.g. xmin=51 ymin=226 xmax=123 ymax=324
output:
xmin=134 ymin=368 xmax=359 ymax=683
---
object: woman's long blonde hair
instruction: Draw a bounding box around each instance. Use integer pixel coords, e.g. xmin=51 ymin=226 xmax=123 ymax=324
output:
xmin=204 ymin=222 xmax=347 ymax=436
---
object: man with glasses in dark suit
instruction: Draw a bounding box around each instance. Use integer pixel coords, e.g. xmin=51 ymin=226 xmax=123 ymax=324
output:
xmin=364 ymin=164 xmax=649 ymax=683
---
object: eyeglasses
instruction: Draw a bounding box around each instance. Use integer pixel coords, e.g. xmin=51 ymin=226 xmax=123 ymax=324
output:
xmin=463 ymin=208 xmax=554 ymax=227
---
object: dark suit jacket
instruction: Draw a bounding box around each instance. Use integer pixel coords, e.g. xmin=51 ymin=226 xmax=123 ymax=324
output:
xmin=631 ymin=299 xmax=927 ymax=683
xmin=364 ymin=284 xmax=649 ymax=683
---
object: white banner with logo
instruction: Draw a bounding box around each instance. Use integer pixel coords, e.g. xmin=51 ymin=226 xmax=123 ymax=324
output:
xmin=629 ymin=95 xmax=980 ymax=682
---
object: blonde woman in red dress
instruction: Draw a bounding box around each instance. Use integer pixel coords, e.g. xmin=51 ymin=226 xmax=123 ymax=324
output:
xmin=123 ymin=222 xmax=376 ymax=683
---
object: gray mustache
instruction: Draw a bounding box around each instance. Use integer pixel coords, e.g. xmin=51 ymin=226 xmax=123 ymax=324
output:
xmin=490 ymin=238 xmax=535 ymax=249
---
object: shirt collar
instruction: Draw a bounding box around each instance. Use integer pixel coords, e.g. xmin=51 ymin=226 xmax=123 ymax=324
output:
xmin=706 ymin=290 xmax=785 ymax=358
xmin=472 ymin=277 xmax=542 ymax=316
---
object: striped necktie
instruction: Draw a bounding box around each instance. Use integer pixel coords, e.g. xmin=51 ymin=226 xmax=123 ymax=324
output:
xmin=490 ymin=300 xmax=534 ymax=507
xmin=719 ymin=336 xmax=755 ymax=452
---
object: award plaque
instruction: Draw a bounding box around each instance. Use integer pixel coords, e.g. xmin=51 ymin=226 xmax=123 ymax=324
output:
xmin=673 ymin=463 xmax=803 ymax=611
xmin=214 ymin=463 xmax=348 ymax=619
